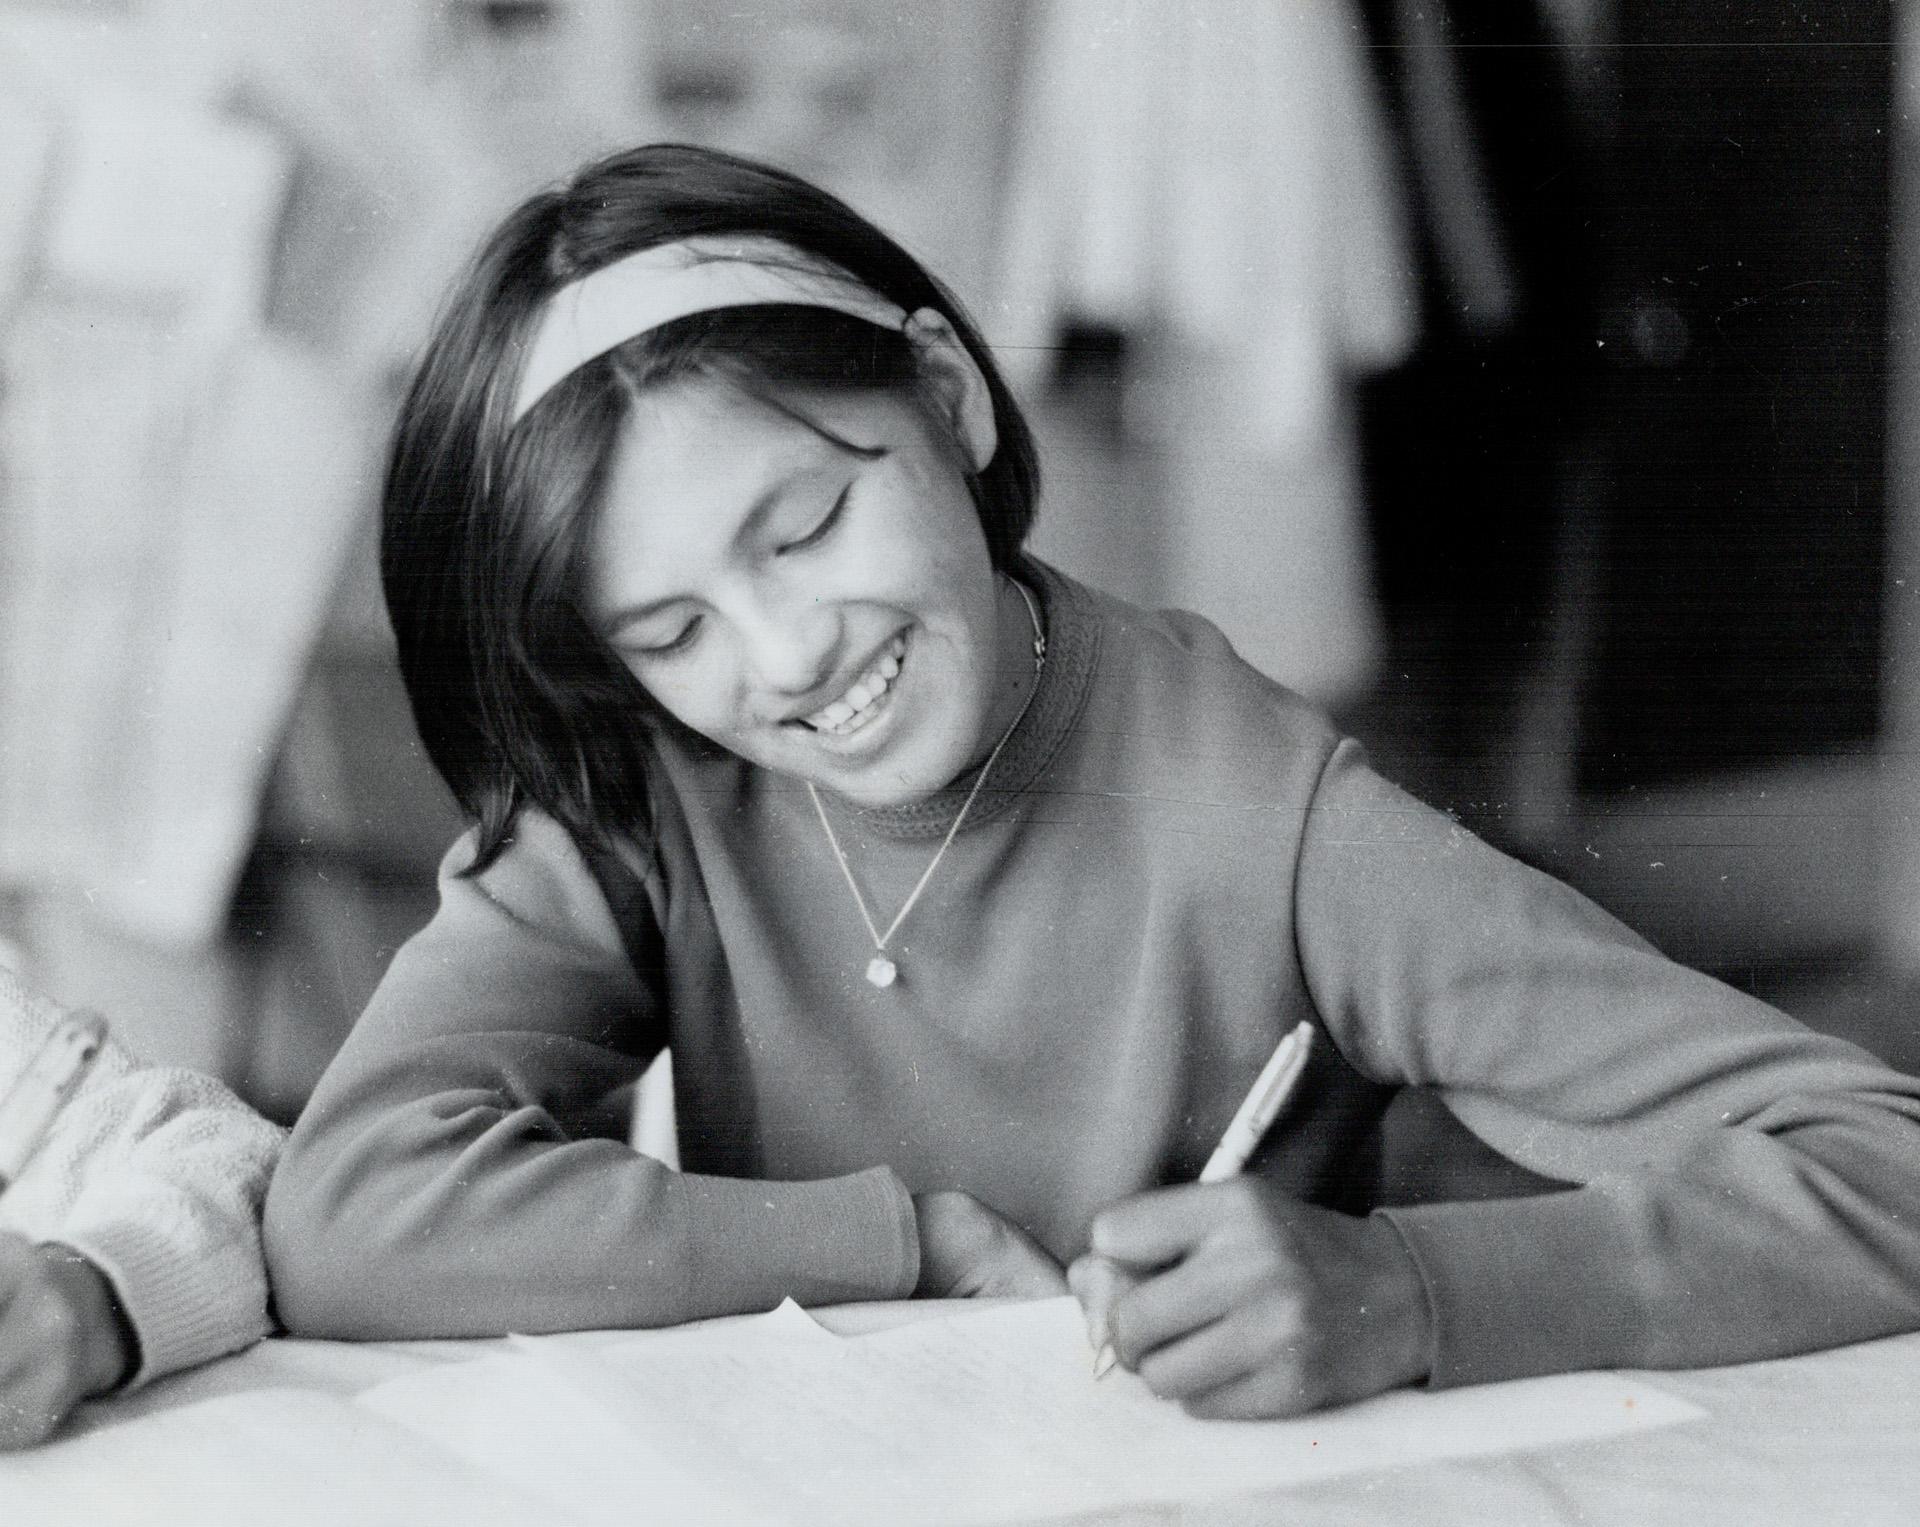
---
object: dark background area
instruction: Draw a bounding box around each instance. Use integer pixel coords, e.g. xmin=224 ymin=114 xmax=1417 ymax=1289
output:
xmin=1357 ymin=3 xmax=1889 ymax=803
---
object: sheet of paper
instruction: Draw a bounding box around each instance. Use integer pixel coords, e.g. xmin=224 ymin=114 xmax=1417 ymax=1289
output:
xmin=0 ymin=1387 xmax=580 ymax=1527
xmin=591 ymin=1293 xmax=840 ymax=1359
xmin=821 ymin=1298 xmax=1704 ymax=1518
xmin=359 ymin=1301 xmax=836 ymax=1527
xmin=363 ymin=1296 xmax=1703 ymax=1526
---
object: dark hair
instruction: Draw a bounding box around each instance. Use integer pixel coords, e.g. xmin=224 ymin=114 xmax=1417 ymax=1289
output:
xmin=382 ymin=143 xmax=1042 ymax=873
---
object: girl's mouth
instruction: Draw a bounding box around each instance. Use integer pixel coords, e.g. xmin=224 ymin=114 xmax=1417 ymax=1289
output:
xmin=800 ymin=634 xmax=907 ymax=738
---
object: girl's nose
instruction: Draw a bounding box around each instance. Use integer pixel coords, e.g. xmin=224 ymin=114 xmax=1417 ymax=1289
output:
xmin=736 ymin=593 xmax=840 ymax=698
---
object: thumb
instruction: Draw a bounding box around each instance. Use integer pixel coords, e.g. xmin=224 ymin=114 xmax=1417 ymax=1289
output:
xmin=1089 ymin=1181 xmax=1230 ymax=1267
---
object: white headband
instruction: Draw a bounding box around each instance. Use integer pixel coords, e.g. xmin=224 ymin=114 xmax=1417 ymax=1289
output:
xmin=509 ymin=235 xmax=910 ymax=424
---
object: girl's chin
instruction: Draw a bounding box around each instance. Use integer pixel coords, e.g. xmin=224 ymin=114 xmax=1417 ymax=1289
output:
xmin=794 ymin=725 xmax=983 ymax=810
xmin=804 ymin=756 xmax=950 ymax=810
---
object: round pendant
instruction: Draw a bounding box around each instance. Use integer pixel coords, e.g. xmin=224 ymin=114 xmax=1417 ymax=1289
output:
xmin=866 ymin=955 xmax=898 ymax=989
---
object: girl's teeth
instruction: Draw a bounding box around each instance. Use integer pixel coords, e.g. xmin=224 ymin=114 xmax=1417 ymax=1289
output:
xmin=808 ymin=640 xmax=905 ymax=733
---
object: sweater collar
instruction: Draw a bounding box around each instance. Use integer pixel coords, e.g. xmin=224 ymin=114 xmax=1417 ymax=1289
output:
xmin=799 ymin=557 xmax=1100 ymax=843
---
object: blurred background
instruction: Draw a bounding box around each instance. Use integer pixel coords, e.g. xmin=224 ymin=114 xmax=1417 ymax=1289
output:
xmin=1 ymin=0 xmax=1916 ymax=1122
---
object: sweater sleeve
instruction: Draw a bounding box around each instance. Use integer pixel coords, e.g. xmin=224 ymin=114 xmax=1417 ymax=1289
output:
xmin=263 ymin=811 xmax=918 ymax=1340
xmin=0 ymin=968 xmax=283 ymax=1387
xmin=1293 ymin=740 xmax=1920 ymax=1388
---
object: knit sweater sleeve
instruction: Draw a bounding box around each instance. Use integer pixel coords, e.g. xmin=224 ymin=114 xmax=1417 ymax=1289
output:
xmin=263 ymin=811 xmax=918 ymax=1340
xmin=0 ymin=968 xmax=282 ymax=1387
xmin=1293 ymin=739 xmax=1920 ymax=1387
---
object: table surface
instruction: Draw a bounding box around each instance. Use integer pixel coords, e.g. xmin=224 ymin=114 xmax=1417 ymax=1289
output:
xmin=10 ymin=1304 xmax=1920 ymax=1526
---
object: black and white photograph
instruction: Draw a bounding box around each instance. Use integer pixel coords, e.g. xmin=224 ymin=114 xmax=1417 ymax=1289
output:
xmin=2 ymin=2 xmax=1917 ymax=1522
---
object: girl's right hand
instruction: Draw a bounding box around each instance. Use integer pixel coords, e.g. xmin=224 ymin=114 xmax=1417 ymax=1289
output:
xmin=911 ymin=1191 xmax=1068 ymax=1299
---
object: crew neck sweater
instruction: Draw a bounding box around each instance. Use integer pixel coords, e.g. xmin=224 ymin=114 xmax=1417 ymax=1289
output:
xmin=266 ymin=564 xmax=1920 ymax=1387
xmin=0 ymin=967 xmax=283 ymax=1387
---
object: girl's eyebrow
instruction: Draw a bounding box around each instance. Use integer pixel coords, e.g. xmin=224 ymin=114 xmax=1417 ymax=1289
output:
xmin=751 ymin=389 xmax=890 ymax=464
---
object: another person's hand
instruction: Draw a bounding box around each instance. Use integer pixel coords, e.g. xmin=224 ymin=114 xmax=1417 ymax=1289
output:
xmin=1067 ymin=1180 xmax=1431 ymax=1419
xmin=0 ymin=1233 xmax=135 ymax=1448
xmin=912 ymin=1190 xmax=1069 ymax=1299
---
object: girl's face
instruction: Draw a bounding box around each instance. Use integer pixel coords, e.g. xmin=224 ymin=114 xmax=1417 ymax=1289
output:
xmin=585 ymin=337 xmax=1019 ymax=809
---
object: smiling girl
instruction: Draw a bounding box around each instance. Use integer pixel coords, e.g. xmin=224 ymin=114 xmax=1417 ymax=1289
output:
xmin=265 ymin=144 xmax=1920 ymax=1419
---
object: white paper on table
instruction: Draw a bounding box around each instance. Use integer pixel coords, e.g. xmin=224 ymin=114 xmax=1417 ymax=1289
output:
xmin=361 ymin=1296 xmax=1704 ymax=1527
xmin=0 ymin=1387 xmax=583 ymax=1527
xmin=591 ymin=1291 xmax=841 ymax=1360
xmin=357 ymin=1300 xmax=835 ymax=1527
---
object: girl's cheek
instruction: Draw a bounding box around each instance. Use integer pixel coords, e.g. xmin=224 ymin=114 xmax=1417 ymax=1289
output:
xmin=650 ymin=652 xmax=737 ymax=735
xmin=630 ymin=663 xmax=692 ymax=722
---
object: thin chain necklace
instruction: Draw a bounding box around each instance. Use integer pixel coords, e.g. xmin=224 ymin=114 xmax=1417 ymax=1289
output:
xmin=807 ymin=577 xmax=1046 ymax=989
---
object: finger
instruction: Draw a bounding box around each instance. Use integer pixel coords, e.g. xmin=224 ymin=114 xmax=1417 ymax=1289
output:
xmin=1134 ymin=1312 xmax=1264 ymax=1402
xmin=0 ymin=1381 xmax=66 ymax=1451
xmin=1090 ymin=1182 xmax=1240 ymax=1268
xmin=0 ymin=1259 xmax=87 ymax=1398
xmin=0 ymin=1291 xmax=85 ymax=1448
xmin=1067 ymin=1255 xmax=1126 ymax=1339
xmin=1181 ymin=1364 xmax=1318 ymax=1421
xmin=0 ymin=1296 xmax=47 ymax=1391
xmin=1068 ymin=1254 xmax=1139 ymax=1374
xmin=1065 ymin=1253 xmax=1103 ymax=1300
xmin=0 ymin=1343 xmax=69 ymax=1452
xmin=1108 ymin=1251 xmax=1240 ymax=1369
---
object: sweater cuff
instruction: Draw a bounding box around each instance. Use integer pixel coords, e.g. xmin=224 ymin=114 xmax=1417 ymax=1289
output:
xmin=56 ymin=1216 xmax=270 ymax=1389
xmin=1370 ymin=1210 xmax=1441 ymax=1386
xmin=1376 ymin=1188 xmax=1647 ymax=1388
xmin=681 ymin=1164 xmax=919 ymax=1313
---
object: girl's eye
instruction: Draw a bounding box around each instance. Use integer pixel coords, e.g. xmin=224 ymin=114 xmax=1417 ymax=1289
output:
xmin=776 ymin=486 xmax=850 ymax=556
xmin=631 ymin=615 xmax=702 ymax=661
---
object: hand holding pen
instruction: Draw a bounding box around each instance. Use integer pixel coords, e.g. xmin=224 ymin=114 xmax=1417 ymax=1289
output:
xmin=1068 ymin=1022 xmax=1434 ymax=1419
xmin=1075 ymin=1022 xmax=1313 ymax=1380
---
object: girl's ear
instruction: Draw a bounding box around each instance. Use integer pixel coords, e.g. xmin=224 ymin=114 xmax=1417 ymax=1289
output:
xmin=903 ymin=308 xmax=998 ymax=473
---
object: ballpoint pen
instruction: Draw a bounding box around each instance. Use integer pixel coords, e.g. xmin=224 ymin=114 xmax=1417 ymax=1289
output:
xmin=0 ymin=1007 xmax=108 ymax=1196
xmin=1090 ymin=1021 xmax=1315 ymax=1378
